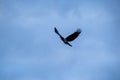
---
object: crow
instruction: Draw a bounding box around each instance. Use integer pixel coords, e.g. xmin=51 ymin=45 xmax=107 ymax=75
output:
xmin=54 ymin=27 xmax=81 ymax=47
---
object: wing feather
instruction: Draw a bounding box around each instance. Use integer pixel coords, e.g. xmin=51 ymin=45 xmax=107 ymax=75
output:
xmin=65 ymin=29 xmax=81 ymax=42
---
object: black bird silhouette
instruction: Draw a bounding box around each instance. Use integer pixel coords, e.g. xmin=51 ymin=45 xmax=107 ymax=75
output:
xmin=54 ymin=27 xmax=81 ymax=47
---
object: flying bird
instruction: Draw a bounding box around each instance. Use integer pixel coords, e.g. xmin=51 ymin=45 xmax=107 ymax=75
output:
xmin=54 ymin=27 xmax=81 ymax=47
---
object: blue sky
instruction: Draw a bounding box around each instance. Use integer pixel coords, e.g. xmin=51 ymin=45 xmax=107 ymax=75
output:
xmin=0 ymin=0 xmax=120 ymax=80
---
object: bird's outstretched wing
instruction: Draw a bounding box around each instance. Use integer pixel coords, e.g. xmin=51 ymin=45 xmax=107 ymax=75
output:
xmin=54 ymin=27 xmax=61 ymax=36
xmin=54 ymin=27 xmax=65 ymax=42
xmin=65 ymin=28 xmax=81 ymax=42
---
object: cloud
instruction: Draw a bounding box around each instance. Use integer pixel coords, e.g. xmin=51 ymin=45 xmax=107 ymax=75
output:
xmin=1 ymin=0 xmax=120 ymax=80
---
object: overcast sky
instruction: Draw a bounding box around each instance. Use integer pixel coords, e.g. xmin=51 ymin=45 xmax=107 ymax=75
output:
xmin=0 ymin=0 xmax=120 ymax=80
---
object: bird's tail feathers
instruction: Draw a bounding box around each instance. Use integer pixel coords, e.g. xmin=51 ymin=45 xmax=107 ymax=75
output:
xmin=67 ymin=42 xmax=72 ymax=47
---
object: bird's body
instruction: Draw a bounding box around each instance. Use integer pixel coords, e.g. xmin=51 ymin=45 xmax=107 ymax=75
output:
xmin=54 ymin=27 xmax=81 ymax=47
